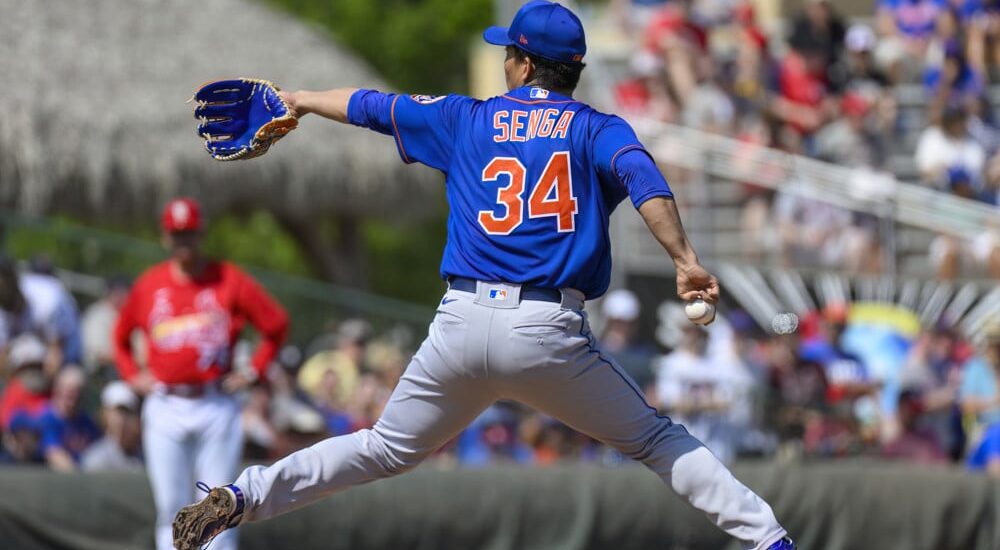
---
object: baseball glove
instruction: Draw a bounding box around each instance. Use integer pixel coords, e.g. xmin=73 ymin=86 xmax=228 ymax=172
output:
xmin=192 ymin=78 xmax=298 ymax=161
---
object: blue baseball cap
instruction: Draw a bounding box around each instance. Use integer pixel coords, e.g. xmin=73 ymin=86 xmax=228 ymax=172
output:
xmin=483 ymin=1 xmax=587 ymax=64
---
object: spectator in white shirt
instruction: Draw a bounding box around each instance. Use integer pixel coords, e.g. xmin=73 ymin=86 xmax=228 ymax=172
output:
xmin=915 ymin=107 xmax=986 ymax=189
xmin=0 ymin=257 xmax=81 ymax=377
xmin=654 ymin=324 xmax=754 ymax=463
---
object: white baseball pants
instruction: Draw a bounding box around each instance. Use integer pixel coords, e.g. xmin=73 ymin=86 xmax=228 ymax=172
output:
xmin=235 ymin=282 xmax=787 ymax=549
xmin=143 ymin=388 xmax=244 ymax=550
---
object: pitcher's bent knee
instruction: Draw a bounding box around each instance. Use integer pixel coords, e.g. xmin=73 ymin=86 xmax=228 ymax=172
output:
xmin=615 ymin=418 xmax=703 ymax=466
xmin=356 ymin=428 xmax=428 ymax=478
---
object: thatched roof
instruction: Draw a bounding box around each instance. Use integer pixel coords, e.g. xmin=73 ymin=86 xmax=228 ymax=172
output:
xmin=0 ymin=0 xmax=441 ymax=222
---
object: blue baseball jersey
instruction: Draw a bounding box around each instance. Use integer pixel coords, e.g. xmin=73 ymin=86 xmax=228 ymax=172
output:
xmin=348 ymin=85 xmax=672 ymax=299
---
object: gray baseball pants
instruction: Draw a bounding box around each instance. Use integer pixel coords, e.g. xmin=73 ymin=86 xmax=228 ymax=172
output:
xmin=234 ymin=281 xmax=787 ymax=549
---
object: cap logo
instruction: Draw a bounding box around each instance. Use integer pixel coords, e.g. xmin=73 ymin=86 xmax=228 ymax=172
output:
xmin=519 ymin=34 xmax=529 ymax=45
xmin=171 ymin=203 xmax=190 ymax=227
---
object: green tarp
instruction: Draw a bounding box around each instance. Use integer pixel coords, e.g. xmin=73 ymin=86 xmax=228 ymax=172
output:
xmin=0 ymin=461 xmax=997 ymax=550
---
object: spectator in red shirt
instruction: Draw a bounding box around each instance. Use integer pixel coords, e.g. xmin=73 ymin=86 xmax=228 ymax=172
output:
xmin=772 ymin=43 xmax=833 ymax=136
xmin=643 ymin=0 xmax=708 ymax=54
xmin=113 ymin=197 xmax=288 ymax=550
xmin=644 ymin=0 xmax=708 ymax=108
xmin=0 ymin=334 xmax=51 ymax=429
xmin=614 ymin=51 xmax=676 ymax=122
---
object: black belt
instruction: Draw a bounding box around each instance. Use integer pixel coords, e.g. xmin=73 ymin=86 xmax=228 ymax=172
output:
xmin=448 ymin=277 xmax=563 ymax=303
xmin=162 ymin=380 xmax=219 ymax=398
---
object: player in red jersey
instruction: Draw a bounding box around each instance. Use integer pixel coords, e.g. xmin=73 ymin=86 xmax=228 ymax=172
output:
xmin=113 ymin=197 xmax=289 ymax=550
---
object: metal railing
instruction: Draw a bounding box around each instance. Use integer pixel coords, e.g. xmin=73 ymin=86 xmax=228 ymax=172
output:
xmin=631 ymin=119 xmax=1000 ymax=241
xmin=609 ymin=119 xmax=1000 ymax=281
xmin=607 ymin=120 xmax=999 ymax=336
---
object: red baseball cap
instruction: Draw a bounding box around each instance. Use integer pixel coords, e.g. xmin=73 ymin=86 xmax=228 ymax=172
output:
xmin=161 ymin=197 xmax=203 ymax=233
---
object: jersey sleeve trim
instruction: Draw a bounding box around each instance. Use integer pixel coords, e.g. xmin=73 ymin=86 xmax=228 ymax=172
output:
xmin=631 ymin=189 xmax=674 ymax=209
xmin=609 ymin=144 xmax=647 ymax=189
xmin=611 ymin=145 xmax=674 ymax=208
xmin=389 ymin=95 xmax=415 ymax=164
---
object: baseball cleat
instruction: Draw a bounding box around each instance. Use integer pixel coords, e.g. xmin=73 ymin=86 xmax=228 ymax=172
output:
xmin=766 ymin=536 xmax=796 ymax=550
xmin=172 ymin=482 xmax=245 ymax=550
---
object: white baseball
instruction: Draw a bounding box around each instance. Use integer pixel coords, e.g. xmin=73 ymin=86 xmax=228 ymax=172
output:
xmin=685 ymin=299 xmax=716 ymax=325
xmin=771 ymin=313 xmax=800 ymax=335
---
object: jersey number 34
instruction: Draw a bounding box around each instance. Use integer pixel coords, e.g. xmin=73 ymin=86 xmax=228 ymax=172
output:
xmin=479 ymin=151 xmax=578 ymax=235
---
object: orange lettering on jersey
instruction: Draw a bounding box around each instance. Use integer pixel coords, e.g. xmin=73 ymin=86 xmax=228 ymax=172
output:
xmin=537 ymin=108 xmax=559 ymax=138
xmin=551 ymin=111 xmax=575 ymax=139
xmin=510 ymin=110 xmax=528 ymax=142
xmin=525 ymin=110 xmax=542 ymax=140
xmin=479 ymin=157 xmax=526 ymax=235
xmin=528 ymin=151 xmax=577 ymax=232
xmin=493 ymin=111 xmax=510 ymax=143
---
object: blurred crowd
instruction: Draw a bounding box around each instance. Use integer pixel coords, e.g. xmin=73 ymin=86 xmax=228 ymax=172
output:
xmin=3 ymin=0 xmax=1000 ymax=478
xmin=3 ymin=253 xmax=1000 ymax=476
xmin=609 ymin=0 xmax=1000 ymax=278
xmin=586 ymin=288 xmax=1000 ymax=472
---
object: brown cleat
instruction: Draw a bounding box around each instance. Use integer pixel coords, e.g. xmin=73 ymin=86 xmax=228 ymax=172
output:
xmin=172 ymin=485 xmax=243 ymax=550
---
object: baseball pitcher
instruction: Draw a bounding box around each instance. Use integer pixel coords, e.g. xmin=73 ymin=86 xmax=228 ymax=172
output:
xmin=176 ymin=2 xmax=793 ymax=549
